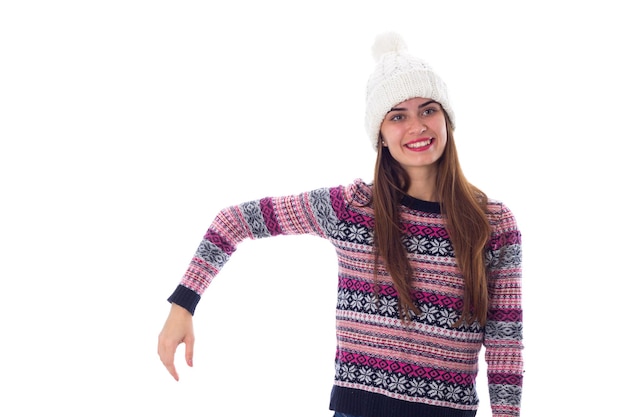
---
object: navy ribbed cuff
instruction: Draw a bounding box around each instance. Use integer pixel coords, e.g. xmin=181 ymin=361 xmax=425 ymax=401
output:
xmin=167 ymin=285 xmax=201 ymax=315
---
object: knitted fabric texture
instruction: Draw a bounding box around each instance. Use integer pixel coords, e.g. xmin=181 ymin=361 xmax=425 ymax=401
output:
xmin=365 ymin=32 xmax=455 ymax=150
xmin=168 ymin=179 xmax=523 ymax=417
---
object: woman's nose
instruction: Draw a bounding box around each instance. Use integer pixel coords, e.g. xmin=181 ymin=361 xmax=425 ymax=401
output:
xmin=408 ymin=118 xmax=427 ymax=134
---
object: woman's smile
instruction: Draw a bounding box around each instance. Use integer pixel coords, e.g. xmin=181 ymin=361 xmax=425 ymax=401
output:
xmin=405 ymin=137 xmax=433 ymax=150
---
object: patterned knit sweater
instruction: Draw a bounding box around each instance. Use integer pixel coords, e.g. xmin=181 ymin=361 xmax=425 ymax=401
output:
xmin=168 ymin=179 xmax=523 ymax=417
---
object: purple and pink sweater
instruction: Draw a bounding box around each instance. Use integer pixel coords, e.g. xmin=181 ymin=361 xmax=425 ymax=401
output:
xmin=168 ymin=179 xmax=523 ymax=417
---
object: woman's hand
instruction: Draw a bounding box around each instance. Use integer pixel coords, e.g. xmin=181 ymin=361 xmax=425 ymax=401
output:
xmin=157 ymin=303 xmax=195 ymax=381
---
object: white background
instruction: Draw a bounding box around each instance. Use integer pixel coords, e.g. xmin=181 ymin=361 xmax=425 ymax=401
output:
xmin=1 ymin=1 xmax=624 ymax=416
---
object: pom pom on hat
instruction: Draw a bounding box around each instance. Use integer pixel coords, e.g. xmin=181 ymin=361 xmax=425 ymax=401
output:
xmin=371 ymin=31 xmax=408 ymax=61
xmin=364 ymin=32 xmax=455 ymax=151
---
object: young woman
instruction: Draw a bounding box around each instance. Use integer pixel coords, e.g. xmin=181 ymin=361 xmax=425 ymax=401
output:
xmin=158 ymin=32 xmax=524 ymax=417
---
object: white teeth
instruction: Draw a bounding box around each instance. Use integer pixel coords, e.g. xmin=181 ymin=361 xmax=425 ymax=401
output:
xmin=406 ymin=139 xmax=431 ymax=148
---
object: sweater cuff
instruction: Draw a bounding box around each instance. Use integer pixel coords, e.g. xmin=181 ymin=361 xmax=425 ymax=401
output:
xmin=167 ymin=285 xmax=201 ymax=315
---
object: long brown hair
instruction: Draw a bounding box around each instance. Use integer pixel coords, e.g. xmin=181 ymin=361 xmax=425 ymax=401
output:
xmin=372 ymin=112 xmax=491 ymax=326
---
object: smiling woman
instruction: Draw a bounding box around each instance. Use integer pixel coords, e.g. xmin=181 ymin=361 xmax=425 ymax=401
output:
xmin=158 ymin=31 xmax=523 ymax=417
xmin=3 ymin=2 xmax=626 ymax=417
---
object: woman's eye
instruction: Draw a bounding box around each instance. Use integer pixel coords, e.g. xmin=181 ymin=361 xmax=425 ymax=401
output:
xmin=424 ymin=107 xmax=439 ymax=115
xmin=390 ymin=114 xmax=403 ymax=121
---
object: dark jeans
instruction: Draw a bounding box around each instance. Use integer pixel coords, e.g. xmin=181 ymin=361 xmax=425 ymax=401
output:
xmin=334 ymin=414 xmax=361 ymax=417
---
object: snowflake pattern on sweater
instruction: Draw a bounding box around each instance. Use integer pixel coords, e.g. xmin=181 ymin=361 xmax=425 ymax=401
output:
xmin=168 ymin=179 xmax=523 ymax=417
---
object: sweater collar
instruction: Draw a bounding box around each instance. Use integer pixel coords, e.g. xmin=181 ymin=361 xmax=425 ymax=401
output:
xmin=400 ymin=194 xmax=441 ymax=214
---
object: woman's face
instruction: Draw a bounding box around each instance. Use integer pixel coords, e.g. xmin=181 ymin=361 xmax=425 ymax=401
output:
xmin=379 ymin=97 xmax=448 ymax=175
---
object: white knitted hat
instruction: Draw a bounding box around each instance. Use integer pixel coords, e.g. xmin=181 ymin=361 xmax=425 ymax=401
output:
xmin=365 ymin=32 xmax=455 ymax=150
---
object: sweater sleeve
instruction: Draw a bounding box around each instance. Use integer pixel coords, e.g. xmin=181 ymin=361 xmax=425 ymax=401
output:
xmin=167 ymin=187 xmax=336 ymax=314
xmin=484 ymin=202 xmax=524 ymax=417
